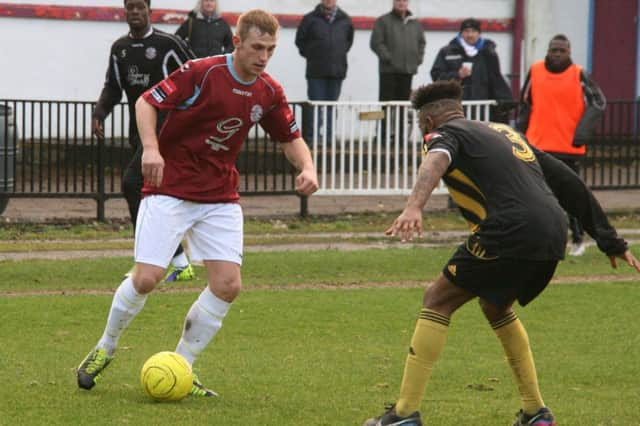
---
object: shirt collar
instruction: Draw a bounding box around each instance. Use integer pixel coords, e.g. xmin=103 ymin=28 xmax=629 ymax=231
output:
xmin=129 ymin=26 xmax=153 ymax=39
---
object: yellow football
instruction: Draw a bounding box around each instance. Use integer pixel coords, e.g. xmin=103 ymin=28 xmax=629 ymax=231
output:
xmin=140 ymin=351 xmax=192 ymax=401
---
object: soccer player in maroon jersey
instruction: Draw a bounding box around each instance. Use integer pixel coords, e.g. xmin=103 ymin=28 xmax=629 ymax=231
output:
xmin=77 ymin=9 xmax=318 ymax=397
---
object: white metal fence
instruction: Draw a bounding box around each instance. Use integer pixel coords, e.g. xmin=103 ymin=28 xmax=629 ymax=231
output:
xmin=304 ymin=100 xmax=496 ymax=195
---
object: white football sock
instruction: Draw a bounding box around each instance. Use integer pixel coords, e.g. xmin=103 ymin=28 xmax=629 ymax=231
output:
xmin=97 ymin=277 xmax=148 ymax=356
xmin=175 ymin=287 xmax=231 ymax=365
xmin=172 ymin=252 xmax=189 ymax=268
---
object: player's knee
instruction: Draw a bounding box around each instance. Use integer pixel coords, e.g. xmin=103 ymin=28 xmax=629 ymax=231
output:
xmin=422 ymin=274 xmax=470 ymax=316
xmin=478 ymin=298 xmax=511 ymax=322
xmin=132 ymin=268 xmax=164 ymax=294
xmin=208 ymin=276 xmax=241 ymax=303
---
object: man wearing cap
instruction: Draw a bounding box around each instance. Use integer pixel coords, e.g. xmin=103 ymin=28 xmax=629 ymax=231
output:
xmin=431 ymin=18 xmax=512 ymax=109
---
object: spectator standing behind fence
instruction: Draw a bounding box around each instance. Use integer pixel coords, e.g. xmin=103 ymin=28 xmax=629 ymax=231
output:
xmin=295 ymin=0 xmax=354 ymax=143
xmin=92 ymin=0 xmax=197 ymax=281
xmin=517 ymin=34 xmax=606 ymax=257
xmin=430 ymin=18 xmax=513 ymax=122
xmin=175 ymin=0 xmax=233 ymax=58
xmin=370 ymin=0 xmax=425 ymax=102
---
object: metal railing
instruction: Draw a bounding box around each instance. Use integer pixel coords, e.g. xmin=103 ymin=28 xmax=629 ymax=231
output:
xmin=1 ymin=98 xmax=639 ymax=220
xmin=0 ymin=100 xmax=302 ymax=219
xmin=304 ymin=100 xmax=495 ymax=195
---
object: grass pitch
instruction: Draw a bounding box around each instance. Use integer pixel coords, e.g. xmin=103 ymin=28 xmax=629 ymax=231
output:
xmin=1 ymin=245 xmax=639 ymax=425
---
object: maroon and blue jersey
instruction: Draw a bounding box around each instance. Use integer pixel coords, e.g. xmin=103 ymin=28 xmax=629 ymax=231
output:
xmin=142 ymin=54 xmax=300 ymax=203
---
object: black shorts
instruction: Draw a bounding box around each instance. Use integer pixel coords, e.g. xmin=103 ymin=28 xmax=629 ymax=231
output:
xmin=442 ymin=244 xmax=559 ymax=307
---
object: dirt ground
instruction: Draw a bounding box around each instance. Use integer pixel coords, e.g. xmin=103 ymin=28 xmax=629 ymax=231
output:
xmin=1 ymin=189 xmax=639 ymax=222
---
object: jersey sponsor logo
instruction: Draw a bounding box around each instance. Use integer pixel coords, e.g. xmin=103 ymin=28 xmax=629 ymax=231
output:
xmin=160 ymin=79 xmax=176 ymax=96
xmin=149 ymin=80 xmax=176 ymax=103
xmin=250 ymin=105 xmax=263 ymax=123
xmin=150 ymin=87 xmax=166 ymax=103
xmin=205 ymin=118 xmax=244 ymax=151
xmin=127 ymin=65 xmax=150 ymax=87
xmin=232 ymin=88 xmax=253 ymax=97
xmin=288 ymin=119 xmax=299 ymax=133
xmin=145 ymin=47 xmax=157 ymax=60
xmin=284 ymin=109 xmax=298 ymax=133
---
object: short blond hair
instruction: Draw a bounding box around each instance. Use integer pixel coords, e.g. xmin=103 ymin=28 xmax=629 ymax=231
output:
xmin=236 ymin=9 xmax=279 ymax=41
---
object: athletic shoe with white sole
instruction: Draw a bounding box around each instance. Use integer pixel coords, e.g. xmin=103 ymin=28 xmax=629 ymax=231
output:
xmin=568 ymin=242 xmax=586 ymax=256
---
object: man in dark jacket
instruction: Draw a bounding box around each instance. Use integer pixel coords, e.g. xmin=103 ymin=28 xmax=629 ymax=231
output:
xmin=370 ymin=0 xmax=425 ymax=102
xmin=295 ymin=0 xmax=354 ymax=142
xmin=175 ymin=0 xmax=233 ymax=58
xmin=431 ymin=18 xmax=513 ymax=121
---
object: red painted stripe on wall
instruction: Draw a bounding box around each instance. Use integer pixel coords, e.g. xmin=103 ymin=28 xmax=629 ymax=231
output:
xmin=0 ymin=3 xmax=513 ymax=32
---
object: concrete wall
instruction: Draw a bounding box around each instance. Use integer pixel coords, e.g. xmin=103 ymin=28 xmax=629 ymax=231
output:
xmin=523 ymin=0 xmax=590 ymax=74
xmin=0 ymin=0 xmax=516 ymax=101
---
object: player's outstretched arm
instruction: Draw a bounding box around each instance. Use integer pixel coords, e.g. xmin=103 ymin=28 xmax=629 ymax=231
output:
xmin=532 ymin=145 xmax=640 ymax=273
xmin=135 ymin=97 xmax=164 ymax=187
xmin=386 ymin=151 xmax=449 ymax=242
xmin=281 ymin=137 xmax=319 ymax=196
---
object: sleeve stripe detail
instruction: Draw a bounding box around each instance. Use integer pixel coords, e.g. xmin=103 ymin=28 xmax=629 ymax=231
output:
xmin=428 ymin=148 xmax=452 ymax=165
xmin=111 ymin=54 xmax=122 ymax=89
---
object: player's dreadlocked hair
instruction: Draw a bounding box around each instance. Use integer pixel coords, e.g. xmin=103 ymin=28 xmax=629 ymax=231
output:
xmin=411 ymin=80 xmax=463 ymax=113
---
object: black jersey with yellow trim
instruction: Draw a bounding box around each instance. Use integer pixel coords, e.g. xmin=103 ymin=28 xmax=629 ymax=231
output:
xmin=426 ymin=118 xmax=567 ymax=261
xmin=93 ymin=27 xmax=195 ymax=146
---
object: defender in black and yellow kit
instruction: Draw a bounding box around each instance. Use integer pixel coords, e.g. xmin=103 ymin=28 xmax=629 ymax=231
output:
xmin=363 ymin=81 xmax=640 ymax=426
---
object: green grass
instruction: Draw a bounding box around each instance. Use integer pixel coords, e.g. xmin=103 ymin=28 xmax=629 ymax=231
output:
xmin=3 ymin=210 xmax=639 ymax=241
xmin=1 ymin=222 xmax=639 ymax=425
xmin=0 ymin=245 xmax=636 ymax=294
xmin=1 ymin=283 xmax=638 ymax=425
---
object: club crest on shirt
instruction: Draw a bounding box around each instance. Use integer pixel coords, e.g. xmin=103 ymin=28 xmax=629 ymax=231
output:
xmin=250 ymin=105 xmax=263 ymax=123
xmin=145 ymin=47 xmax=157 ymax=60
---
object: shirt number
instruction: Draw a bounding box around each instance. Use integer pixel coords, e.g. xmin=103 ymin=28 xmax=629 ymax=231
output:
xmin=488 ymin=123 xmax=536 ymax=162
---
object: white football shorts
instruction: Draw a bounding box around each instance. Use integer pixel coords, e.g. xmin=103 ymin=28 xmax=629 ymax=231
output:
xmin=134 ymin=195 xmax=243 ymax=267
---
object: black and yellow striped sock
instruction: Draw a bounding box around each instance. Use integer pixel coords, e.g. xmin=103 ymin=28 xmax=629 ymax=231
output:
xmin=491 ymin=312 xmax=544 ymax=415
xmin=395 ymin=308 xmax=450 ymax=417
